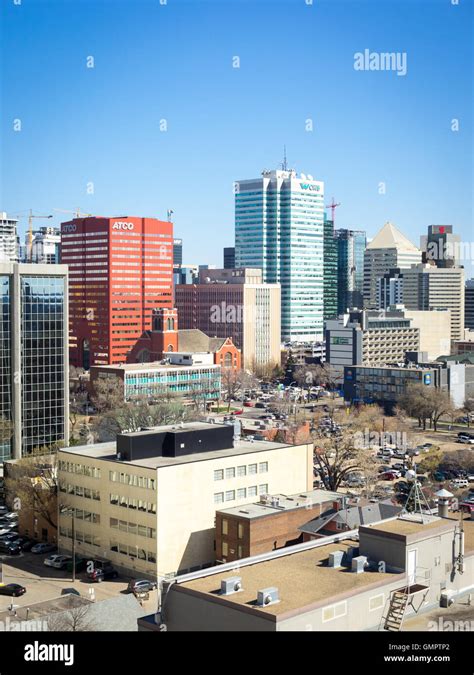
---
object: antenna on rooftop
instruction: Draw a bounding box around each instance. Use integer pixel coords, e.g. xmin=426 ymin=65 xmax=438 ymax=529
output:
xmin=400 ymin=464 xmax=432 ymax=523
xmin=281 ymin=145 xmax=288 ymax=171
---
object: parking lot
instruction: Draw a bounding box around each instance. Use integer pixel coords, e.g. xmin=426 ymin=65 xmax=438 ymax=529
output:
xmin=0 ymin=551 xmax=157 ymax=614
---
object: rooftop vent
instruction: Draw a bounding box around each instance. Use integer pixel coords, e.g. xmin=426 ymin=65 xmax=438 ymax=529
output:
xmin=220 ymin=576 xmax=243 ymax=596
xmin=351 ymin=555 xmax=368 ymax=574
xmin=257 ymin=587 xmax=279 ymax=607
xmin=328 ymin=550 xmax=344 ymax=568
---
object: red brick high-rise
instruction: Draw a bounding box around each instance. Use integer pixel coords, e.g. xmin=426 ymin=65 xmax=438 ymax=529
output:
xmin=60 ymin=216 xmax=173 ymax=367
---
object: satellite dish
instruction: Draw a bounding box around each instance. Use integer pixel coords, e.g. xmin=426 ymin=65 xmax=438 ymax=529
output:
xmin=405 ymin=469 xmax=417 ymax=482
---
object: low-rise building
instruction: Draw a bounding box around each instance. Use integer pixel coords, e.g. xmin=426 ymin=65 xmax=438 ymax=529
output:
xmin=215 ymin=489 xmax=344 ymax=562
xmin=139 ymin=512 xmax=473 ymax=632
xmin=343 ymin=360 xmax=467 ymax=409
xmin=57 ymin=422 xmax=314 ymax=578
xmin=90 ymin=361 xmax=221 ymax=403
xmin=300 ymin=500 xmax=402 ymax=539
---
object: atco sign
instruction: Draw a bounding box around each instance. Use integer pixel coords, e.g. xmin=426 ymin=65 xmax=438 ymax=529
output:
xmin=112 ymin=222 xmax=134 ymax=231
xmin=62 ymin=224 xmax=77 ymax=233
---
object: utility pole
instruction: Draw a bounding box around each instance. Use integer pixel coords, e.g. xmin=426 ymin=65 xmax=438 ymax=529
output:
xmin=71 ymin=513 xmax=76 ymax=582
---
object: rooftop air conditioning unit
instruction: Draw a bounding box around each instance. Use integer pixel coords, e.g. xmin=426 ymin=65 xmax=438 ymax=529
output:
xmin=220 ymin=576 xmax=243 ymax=596
xmin=351 ymin=555 xmax=368 ymax=574
xmin=328 ymin=550 xmax=344 ymax=568
xmin=257 ymin=587 xmax=279 ymax=606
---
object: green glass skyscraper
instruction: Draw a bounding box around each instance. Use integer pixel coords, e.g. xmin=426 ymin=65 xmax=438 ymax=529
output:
xmin=323 ymin=216 xmax=338 ymax=320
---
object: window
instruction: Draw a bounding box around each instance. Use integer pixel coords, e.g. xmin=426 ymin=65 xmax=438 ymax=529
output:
xmin=222 ymin=542 xmax=228 ymax=557
xmin=214 ymin=492 xmax=224 ymax=504
xmin=258 ymin=484 xmax=268 ymax=495
xmin=369 ymin=594 xmax=385 ymax=611
xmin=225 ymin=490 xmax=235 ymax=502
xmin=259 ymin=462 xmax=268 ymax=473
xmin=238 ymin=523 xmax=244 ymax=540
xmin=238 ymin=545 xmax=243 ymax=558
xmin=249 ymin=463 xmax=257 ymax=475
xmin=248 ymin=486 xmax=257 ymax=497
xmin=222 ymin=519 xmax=228 ymax=535
xmin=225 ymin=467 xmax=235 ymax=480
xmin=322 ymin=601 xmax=347 ymax=622
xmin=214 ymin=469 xmax=224 ymax=481
xmin=237 ymin=488 xmax=246 ymax=500
xmin=237 ymin=465 xmax=246 ymax=477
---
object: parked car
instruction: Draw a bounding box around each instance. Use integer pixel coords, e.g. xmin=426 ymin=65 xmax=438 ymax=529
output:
xmin=451 ymin=478 xmax=469 ymax=489
xmin=61 ymin=587 xmax=81 ymax=597
xmin=457 ymin=437 xmax=474 ymax=445
xmin=65 ymin=557 xmax=88 ymax=573
xmin=0 ymin=583 xmax=26 ymax=597
xmin=31 ymin=543 xmax=57 ymax=555
xmin=1 ymin=512 xmax=18 ymax=521
xmin=392 ymin=463 xmax=408 ymax=472
xmin=394 ymin=481 xmax=410 ymax=493
xmin=127 ymin=579 xmax=158 ymax=594
xmin=380 ymin=471 xmax=400 ymax=481
xmin=10 ymin=536 xmax=34 ymax=550
xmin=44 ymin=554 xmax=72 ymax=569
xmin=87 ymin=561 xmax=118 ymax=582
xmin=468 ymin=475 xmax=474 ymax=483
xmin=0 ymin=540 xmax=21 ymax=555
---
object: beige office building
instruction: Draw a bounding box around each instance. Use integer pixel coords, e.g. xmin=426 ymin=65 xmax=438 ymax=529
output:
xmin=175 ymin=268 xmax=281 ymax=370
xmin=57 ymin=423 xmax=313 ymax=579
xmin=363 ymin=222 xmax=421 ymax=308
xmin=404 ymin=309 xmax=451 ymax=360
xmin=403 ymin=263 xmax=465 ymax=341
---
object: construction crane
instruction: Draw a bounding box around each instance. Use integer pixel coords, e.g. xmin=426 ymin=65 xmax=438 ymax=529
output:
xmin=26 ymin=210 xmax=53 ymax=262
xmin=325 ymin=197 xmax=341 ymax=225
xmin=53 ymin=208 xmax=92 ymax=218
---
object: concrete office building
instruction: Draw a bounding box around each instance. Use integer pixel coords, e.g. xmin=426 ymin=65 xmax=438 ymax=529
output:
xmin=421 ymin=225 xmax=461 ymax=268
xmin=465 ymin=279 xmax=474 ymax=330
xmin=57 ymin=423 xmax=314 ymax=578
xmin=0 ymin=212 xmax=19 ymax=263
xmin=0 ymin=263 xmax=69 ymax=461
xmin=235 ymin=168 xmax=325 ymax=341
xmin=223 ymin=247 xmax=235 ymax=269
xmin=139 ymin=513 xmax=473 ymax=632
xmin=376 ymin=268 xmax=404 ymax=309
xmin=30 ymin=226 xmax=60 ymax=264
xmin=403 ymin=309 xmax=451 ymax=361
xmin=403 ymin=263 xmax=465 ymax=341
xmin=336 ymin=228 xmax=366 ymax=313
xmin=363 ymin=222 xmax=421 ymax=309
xmin=60 ymin=216 xmax=173 ymax=367
xmin=325 ymin=308 xmax=420 ymax=372
xmin=175 ymin=268 xmax=281 ymax=369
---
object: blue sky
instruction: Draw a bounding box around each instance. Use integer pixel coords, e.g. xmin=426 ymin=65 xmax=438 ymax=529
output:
xmin=1 ymin=0 xmax=472 ymax=274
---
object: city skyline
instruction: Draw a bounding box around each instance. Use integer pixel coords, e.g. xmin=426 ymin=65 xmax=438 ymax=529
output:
xmin=2 ymin=0 xmax=472 ymax=276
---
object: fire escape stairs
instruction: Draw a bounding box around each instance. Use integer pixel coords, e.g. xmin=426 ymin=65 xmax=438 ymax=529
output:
xmin=382 ymin=591 xmax=409 ymax=632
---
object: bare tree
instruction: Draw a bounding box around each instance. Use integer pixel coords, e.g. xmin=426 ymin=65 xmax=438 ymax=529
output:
xmin=47 ymin=602 xmax=95 ymax=632
xmin=90 ymin=375 xmax=124 ymax=414
xmin=4 ymin=450 xmax=59 ymax=531
xmin=399 ymin=384 xmax=455 ymax=432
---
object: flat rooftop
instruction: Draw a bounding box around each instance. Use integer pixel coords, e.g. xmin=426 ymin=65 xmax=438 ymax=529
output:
xmin=60 ymin=427 xmax=299 ymax=469
xmin=217 ymin=489 xmax=342 ymax=520
xmin=92 ymin=362 xmax=219 ymax=373
xmin=362 ymin=513 xmax=474 ymax=552
xmin=178 ymin=539 xmax=401 ymax=616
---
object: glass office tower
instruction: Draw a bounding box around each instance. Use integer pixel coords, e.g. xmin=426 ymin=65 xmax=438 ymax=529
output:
xmin=235 ymin=169 xmax=324 ymax=342
xmin=323 ymin=216 xmax=338 ymax=320
xmin=0 ymin=263 xmax=69 ymax=461
xmin=336 ymin=229 xmax=367 ymax=313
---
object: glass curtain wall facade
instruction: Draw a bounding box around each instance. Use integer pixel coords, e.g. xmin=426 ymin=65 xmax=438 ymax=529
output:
xmin=235 ymin=169 xmax=324 ymax=341
xmin=0 ymin=277 xmax=12 ymax=461
xmin=336 ymin=229 xmax=367 ymax=313
xmin=21 ymin=276 xmax=67 ymax=453
xmin=323 ymin=217 xmax=338 ymax=320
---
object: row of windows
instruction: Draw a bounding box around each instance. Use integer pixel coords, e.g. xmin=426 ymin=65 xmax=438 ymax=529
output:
xmin=59 ymin=527 xmax=101 ymax=547
xmin=214 ymin=462 xmax=268 ymax=481
xmin=59 ymin=460 xmax=101 ymax=479
xmin=59 ymin=483 xmax=101 ymax=500
xmin=110 ymin=541 xmax=156 ymax=563
xmin=108 ymin=471 xmax=156 ymax=490
xmin=214 ymin=484 xmax=268 ymax=504
xmin=109 ymin=494 xmax=156 ymax=513
xmin=109 ymin=518 xmax=156 ymax=539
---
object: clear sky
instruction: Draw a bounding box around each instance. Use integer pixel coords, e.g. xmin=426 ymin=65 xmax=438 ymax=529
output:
xmin=1 ymin=0 xmax=472 ymax=274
